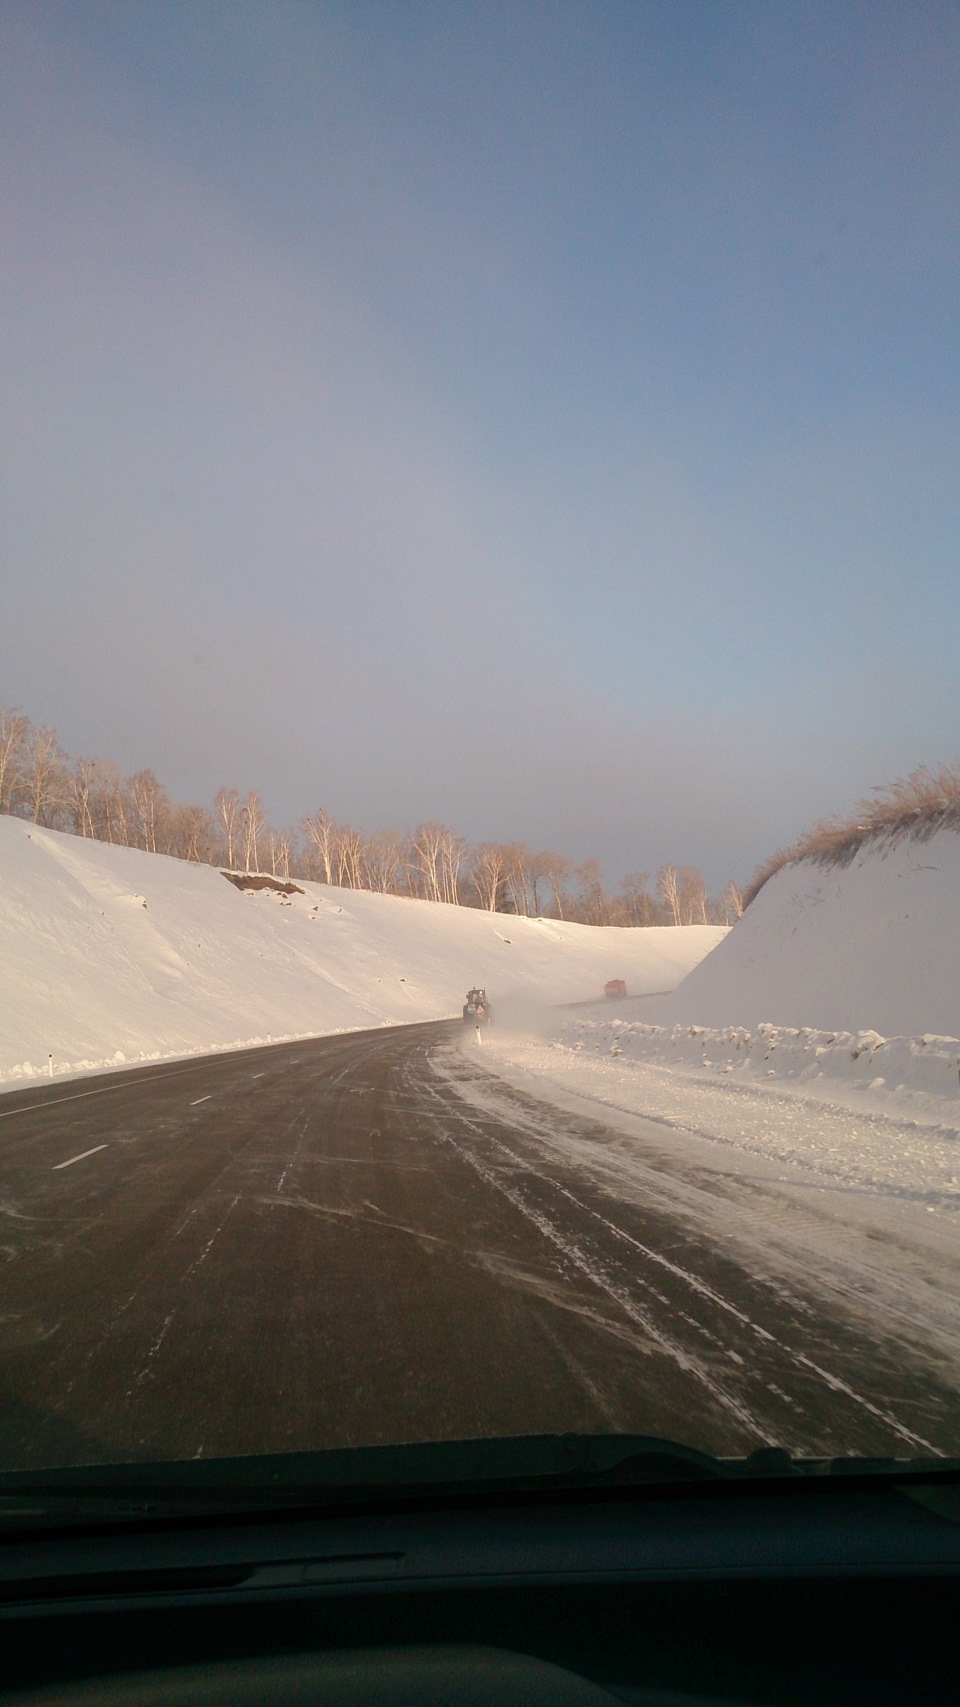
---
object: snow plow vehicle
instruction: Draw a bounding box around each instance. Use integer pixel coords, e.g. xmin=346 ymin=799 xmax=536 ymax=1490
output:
xmin=463 ymin=987 xmax=492 ymax=1025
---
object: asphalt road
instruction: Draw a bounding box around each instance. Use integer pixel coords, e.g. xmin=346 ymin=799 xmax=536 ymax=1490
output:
xmin=1 ymin=1022 xmax=956 ymax=1469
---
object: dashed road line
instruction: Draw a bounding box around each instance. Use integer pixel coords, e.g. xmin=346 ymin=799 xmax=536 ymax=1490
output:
xmin=52 ymin=1144 xmax=108 ymax=1171
xmin=190 ymin=1096 xmax=211 ymax=1106
xmin=1 ymin=1060 xmax=224 ymax=1118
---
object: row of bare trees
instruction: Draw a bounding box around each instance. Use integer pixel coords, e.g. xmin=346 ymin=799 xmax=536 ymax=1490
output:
xmin=0 ymin=703 xmax=743 ymax=925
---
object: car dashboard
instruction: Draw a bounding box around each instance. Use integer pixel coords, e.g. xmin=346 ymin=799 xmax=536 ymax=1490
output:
xmin=2 ymin=1474 xmax=959 ymax=1705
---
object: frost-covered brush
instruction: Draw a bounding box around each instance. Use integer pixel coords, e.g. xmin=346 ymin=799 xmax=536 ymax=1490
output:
xmin=743 ymin=762 xmax=960 ymax=906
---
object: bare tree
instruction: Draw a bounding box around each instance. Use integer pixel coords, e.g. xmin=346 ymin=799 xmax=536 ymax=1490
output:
xmin=240 ymin=790 xmax=266 ymax=873
xmin=471 ymin=842 xmax=509 ymax=911
xmin=620 ymin=870 xmax=657 ymax=926
xmin=67 ymin=758 xmax=98 ymax=839
xmin=83 ymin=762 xmax=132 ymax=846
xmin=678 ymin=866 xmax=709 ymax=925
xmin=215 ymin=787 xmax=240 ymax=869
xmin=130 ymin=770 xmax=168 ymax=853
xmin=302 ymin=808 xmax=336 ymax=885
xmin=537 ymin=851 xmax=572 ymax=919
xmin=574 ymin=859 xmax=609 ymax=926
xmin=0 ymin=705 xmax=29 ymax=814
xmin=21 ymin=726 xmax=68 ymax=827
xmin=504 ymin=843 xmax=533 ymax=916
xmin=275 ymin=828 xmax=295 ymax=880
xmin=411 ymin=822 xmax=447 ymax=902
xmin=263 ymin=826 xmax=294 ymax=880
xmin=169 ymin=803 xmax=215 ymax=863
xmin=333 ymin=824 xmax=364 ymax=888
xmin=719 ymin=879 xmax=744 ymax=923
xmin=526 ymin=850 xmax=559 ymax=917
xmin=437 ymin=828 xmax=466 ymax=905
xmin=362 ymin=828 xmax=406 ymax=894
xmin=657 ymin=864 xmax=683 ymax=927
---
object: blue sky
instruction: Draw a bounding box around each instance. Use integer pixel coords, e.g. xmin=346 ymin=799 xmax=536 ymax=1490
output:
xmin=2 ymin=1 xmax=958 ymax=886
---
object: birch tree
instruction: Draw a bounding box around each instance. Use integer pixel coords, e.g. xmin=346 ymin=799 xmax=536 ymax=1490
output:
xmin=68 ymin=759 xmax=99 ymax=839
xmin=333 ymin=825 xmax=364 ymax=888
xmin=130 ymin=770 xmax=167 ymax=853
xmin=538 ymin=852 xmax=571 ymax=920
xmin=22 ymin=726 xmax=67 ymax=827
xmin=215 ymin=787 xmax=240 ymax=869
xmin=678 ymin=866 xmax=709 ymax=925
xmin=574 ymin=859 xmax=608 ymax=925
xmin=471 ymin=843 xmax=509 ymax=911
xmin=504 ymin=844 xmax=533 ymax=916
xmin=0 ymin=705 xmax=29 ymax=813
xmin=657 ymin=864 xmax=683 ymax=926
xmin=302 ymin=808 xmax=336 ymax=885
xmin=719 ymin=880 xmax=744 ymax=923
xmin=240 ymin=790 xmax=265 ymax=872
xmin=411 ymin=822 xmax=447 ymax=902
xmin=438 ymin=828 xmax=466 ymax=904
xmin=620 ymin=870 xmax=656 ymax=926
xmin=362 ymin=829 xmax=406 ymax=894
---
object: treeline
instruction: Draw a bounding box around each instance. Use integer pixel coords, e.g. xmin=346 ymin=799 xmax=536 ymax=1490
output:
xmin=0 ymin=704 xmax=743 ymax=926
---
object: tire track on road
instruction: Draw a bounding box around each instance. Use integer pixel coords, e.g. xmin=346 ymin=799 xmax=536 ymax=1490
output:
xmin=424 ymin=1053 xmax=942 ymax=1455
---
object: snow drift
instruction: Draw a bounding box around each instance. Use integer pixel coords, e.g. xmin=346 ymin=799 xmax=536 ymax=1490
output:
xmin=0 ymin=817 xmax=724 ymax=1086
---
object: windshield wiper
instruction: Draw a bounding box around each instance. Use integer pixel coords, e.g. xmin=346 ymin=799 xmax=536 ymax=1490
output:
xmin=1 ymin=1435 xmax=957 ymax=1529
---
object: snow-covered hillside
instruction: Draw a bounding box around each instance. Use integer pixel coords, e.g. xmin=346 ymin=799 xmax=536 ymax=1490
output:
xmin=0 ymin=817 xmax=724 ymax=1086
xmin=661 ymin=825 xmax=960 ymax=1037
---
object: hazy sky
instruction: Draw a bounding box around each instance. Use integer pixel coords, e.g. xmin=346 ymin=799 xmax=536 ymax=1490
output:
xmin=2 ymin=1 xmax=958 ymax=887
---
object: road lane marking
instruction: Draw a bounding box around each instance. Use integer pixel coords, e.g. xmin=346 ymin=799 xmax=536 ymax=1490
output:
xmin=52 ymin=1144 xmax=108 ymax=1171
xmin=0 ymin=1039 xmax=320 ymax=1121
xmin=0 ymin=1061 xmax=223 ymax=1118
xmin=190 ymin=1096 xmax=211 ymax=1105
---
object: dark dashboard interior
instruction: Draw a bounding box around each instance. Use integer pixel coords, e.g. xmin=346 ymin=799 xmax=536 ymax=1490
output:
xmin=3 ymin=1477 xmax=959 ymax=1705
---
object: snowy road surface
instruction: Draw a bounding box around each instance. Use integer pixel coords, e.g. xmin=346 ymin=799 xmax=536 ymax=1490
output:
xmin=1 ymin=1021 xmax=957 ymax=1470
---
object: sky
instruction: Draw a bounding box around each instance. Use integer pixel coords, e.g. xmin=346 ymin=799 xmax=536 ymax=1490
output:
xmin=2 ymin=0 xmax=958 ymax=889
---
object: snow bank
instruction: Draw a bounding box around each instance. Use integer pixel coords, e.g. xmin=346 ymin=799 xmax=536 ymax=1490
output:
xmin=479 ymin=1026 xmax=960 ymax=1222
xmin=0 ymin=818 xmax=723 ymax=1085
xmin=556 ymin=1013 xmax=960 ymax=1120
xmin=658 ymin=825 xmax=960 ymax=1037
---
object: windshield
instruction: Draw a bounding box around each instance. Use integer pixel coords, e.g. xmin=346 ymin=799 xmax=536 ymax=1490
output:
xmin=2 ymin=2 xmax=959 ymax=1493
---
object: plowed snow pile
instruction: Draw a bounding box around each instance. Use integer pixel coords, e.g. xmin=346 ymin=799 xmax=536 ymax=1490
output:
xmin=0 ymin=817 xmax=723 ymax=1085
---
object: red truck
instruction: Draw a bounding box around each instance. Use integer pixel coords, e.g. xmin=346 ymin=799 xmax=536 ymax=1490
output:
xmin=604 ymin=979 xmax=627 ymax=998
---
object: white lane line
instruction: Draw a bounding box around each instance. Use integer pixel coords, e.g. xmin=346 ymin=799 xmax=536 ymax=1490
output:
xmin=52 ymin=1144 xmax=108 ymax=1171
xmin=0 ymin=1061 xmax=222 ymax=1119
xmin=251 ymin=1073 xmax=265 ymax=1079
xmin=190 ymin=1096 xmax=211 ymax=1106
